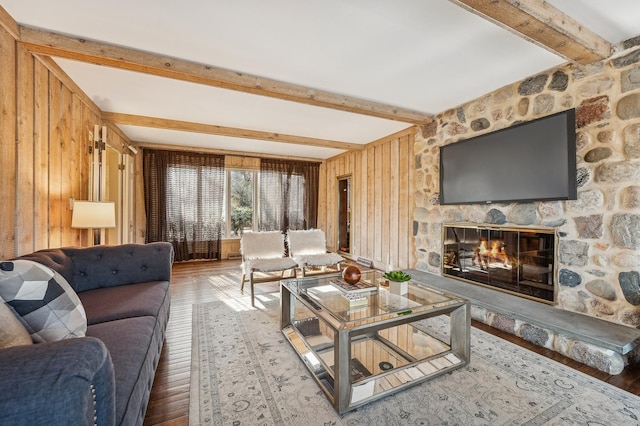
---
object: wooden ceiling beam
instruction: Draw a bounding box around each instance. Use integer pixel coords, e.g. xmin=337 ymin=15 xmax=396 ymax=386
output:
xmin=0 ymin=6 xmax=19 ymax=39
xmin=102 ymin=112 xmax=365 ymax=151
xmin=450 ymin=0 xmax=612 ymax=64
xmin=19 ymin=25 xmax=433 ymax=125
xmin=134 ymin=141 xmax=322 ymax=163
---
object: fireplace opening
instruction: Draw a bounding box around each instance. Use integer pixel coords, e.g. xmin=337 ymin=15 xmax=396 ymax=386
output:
xmin=442 ymin=224 xmax=556 ymax=303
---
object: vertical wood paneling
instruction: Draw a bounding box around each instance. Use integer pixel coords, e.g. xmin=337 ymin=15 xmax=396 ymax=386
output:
xmin=350 ymin=152 xmax=359 ymax=255
xmin=326 ymin=159 xmax=337 ymax=251
xmin=16 ymin=43 xmax=34 ymax=255
xmin=0 ymin=30 xmax=137 ymax=254
xmin=48 ymin=79 xmax=63 ymax=248
xmin=407 ymin=136 xmax=415 ymax=266
xmin=134 ymin=151 xmax=146 ymax=243
xmin=317 ymin=163 xmax=327 ymax=232
xmin=397 ymin=135 xmax=411 ymax=268
xmin=70 ymin=94 xmax=84 ymax=246
xmin=373 ymin=145 xmax=383 ymax=262
xmin=318 ymin=130 xmax=415 ymax=269
xmin=359 ymin=150 xmax=368 ymax=257
xmin=381 ymin=142 xmax=391 ymax=267
xmin=0 ymin=26 xmax=16 ymax=258
xmin=366 ymin=149 xmax=375 ymax=261
xmin=60 ymin=85 xmax=73 ymax=247
xmin=33 ymin=59 xmax=49 ymax=251
xmin=389 ymin=138 xmax=400 ymax=269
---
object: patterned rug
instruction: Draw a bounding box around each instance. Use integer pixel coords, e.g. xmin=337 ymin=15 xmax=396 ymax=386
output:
xmin=189 ymin=284 xmax=640 ymax=425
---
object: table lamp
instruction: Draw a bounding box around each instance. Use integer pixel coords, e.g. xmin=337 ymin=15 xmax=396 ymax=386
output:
xmin=71 ymin=200 xmax=116 ymax=245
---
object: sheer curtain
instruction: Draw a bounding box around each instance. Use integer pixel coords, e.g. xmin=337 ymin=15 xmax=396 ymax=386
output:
xmin=259 ymin=158 xmax=319 ymax=232
xmin=143 ymin=149 xmax=225 ymax=261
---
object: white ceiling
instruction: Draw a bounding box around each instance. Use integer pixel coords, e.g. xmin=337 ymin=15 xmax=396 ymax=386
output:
xmin=3 ymin=0 xmax=640 ymax=160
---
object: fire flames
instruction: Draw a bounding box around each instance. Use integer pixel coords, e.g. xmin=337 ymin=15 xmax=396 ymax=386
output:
xmin=474 ymin=239 xmax=510 ymax=269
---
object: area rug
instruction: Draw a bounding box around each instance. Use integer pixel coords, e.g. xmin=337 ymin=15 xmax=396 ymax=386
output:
xmin=189 ymin=290 xmax=640 ymax=425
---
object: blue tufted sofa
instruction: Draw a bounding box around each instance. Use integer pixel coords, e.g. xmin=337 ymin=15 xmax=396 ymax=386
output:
xmin=0 ymin=242 xmax=173 ymax=426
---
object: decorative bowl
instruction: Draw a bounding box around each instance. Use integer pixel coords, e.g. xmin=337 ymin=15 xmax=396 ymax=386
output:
xmin=342 ymin=265 xmax=362 ymax=285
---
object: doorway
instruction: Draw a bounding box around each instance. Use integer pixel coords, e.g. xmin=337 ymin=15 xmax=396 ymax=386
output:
xmin=337 ymin=176 xmax=351 ymax=254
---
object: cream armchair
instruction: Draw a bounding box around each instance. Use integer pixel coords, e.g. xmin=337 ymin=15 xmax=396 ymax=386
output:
xmin=240 ymin=231 xmax=297 ymax=307
xmin=287 ymin=229 xmax=344 ymax=277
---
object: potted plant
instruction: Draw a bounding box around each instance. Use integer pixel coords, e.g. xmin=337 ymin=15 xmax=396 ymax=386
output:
xmin=383 ymin=270 xmax=411 ymax=295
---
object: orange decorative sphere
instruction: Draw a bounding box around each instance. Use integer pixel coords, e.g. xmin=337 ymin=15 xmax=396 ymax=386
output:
xmin=342 ymin=265 xmax=361 ymax=285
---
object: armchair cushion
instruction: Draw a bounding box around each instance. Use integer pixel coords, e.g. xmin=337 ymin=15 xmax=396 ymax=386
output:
xmin=240 ymin=231 xmax=297 ymax=274
xmin=295 ymin=252 xmax=344 ymax=268
xmin=287 ymin=229 xmax=327 ymax=256
xmin=240 ymin=231 xmax=287 ymax=259
xmin=287 ymin=229 xmax=343 ymax=268
xmin=243 ymin=257 xmax=297 ymax=274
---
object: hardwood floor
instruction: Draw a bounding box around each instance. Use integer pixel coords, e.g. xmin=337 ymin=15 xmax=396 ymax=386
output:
xmin=144 ymin=260 xmax=640 ymax=425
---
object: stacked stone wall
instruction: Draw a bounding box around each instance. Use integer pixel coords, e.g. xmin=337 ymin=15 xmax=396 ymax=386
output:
xmin=414 ymin=44 xmax=640 ymax=328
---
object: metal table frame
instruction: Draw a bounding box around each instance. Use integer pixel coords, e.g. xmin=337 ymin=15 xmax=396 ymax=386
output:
xmin=280 ymin=273 xmax=470 ymax=414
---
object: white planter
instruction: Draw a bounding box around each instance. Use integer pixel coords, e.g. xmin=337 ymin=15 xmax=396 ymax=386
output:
xmin=389 ymin=280 xmax=408 ymax=295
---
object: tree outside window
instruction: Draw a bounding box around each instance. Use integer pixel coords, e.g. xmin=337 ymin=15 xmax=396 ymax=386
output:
xmin=229 ymin=170 xmax=254 ymax=237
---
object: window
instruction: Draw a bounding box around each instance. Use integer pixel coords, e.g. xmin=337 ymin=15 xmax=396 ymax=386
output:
xmin=224 ymin=160 xmax=318 ymax=237
xmin=144 ymin=149 xmax=225 ymax=261
xmin=145 ymin=149 xmax=319 ymax=249
xmin=258 ymin=158 xmax=319 ymax=232
xmin=226 ymin=169 xmax=255 ymax=237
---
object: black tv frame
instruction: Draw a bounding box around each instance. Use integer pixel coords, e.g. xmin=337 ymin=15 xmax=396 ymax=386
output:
xmin=439 ymin=109 xmax=577 ymax=205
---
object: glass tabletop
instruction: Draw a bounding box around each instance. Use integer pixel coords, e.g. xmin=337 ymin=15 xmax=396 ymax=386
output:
xmin=281 ymin=270 xmax=465 ymax=327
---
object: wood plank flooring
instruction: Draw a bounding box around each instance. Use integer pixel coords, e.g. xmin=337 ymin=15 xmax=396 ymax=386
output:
xmin=144 ymin=260 xmax=640 ymax=425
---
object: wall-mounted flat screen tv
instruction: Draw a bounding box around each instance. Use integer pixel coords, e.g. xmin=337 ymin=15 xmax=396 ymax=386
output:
xmin=439 ymin=109 xmax=577 ymax=205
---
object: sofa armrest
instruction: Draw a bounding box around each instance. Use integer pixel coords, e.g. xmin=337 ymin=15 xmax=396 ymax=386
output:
xmin=0 ymin=337 xmax=116 ymax=426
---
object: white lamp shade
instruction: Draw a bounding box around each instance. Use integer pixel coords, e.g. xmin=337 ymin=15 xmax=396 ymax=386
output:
xmin=71 ymin=201 xmax=116 ymax=229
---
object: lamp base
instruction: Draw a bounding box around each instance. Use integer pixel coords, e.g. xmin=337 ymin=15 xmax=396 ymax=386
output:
xmin=92 ymin=228 xmax=106 ymax=245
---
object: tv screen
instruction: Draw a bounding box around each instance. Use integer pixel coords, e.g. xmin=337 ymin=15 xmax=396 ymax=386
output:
xmin=439 ymin=109 xmax=577 ymax=205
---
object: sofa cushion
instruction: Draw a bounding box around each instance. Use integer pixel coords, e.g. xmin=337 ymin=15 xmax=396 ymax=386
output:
xmin=0 ymin=260 xmax=87 ymax=342
xmin=78 ymin=280 xmax=170 ymax=326
xmin=87 ymin=316 xmax=157 ymax=426
xmin=0 ymin=302 xmax=33 ymax=348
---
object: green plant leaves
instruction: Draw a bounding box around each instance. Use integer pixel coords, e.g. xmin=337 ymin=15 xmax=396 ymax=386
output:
xmin=383 ymin=270 xmax=411 ymax=282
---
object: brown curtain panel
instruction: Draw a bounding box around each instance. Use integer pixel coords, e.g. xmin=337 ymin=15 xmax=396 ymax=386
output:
xmin=259 ymin=158 xmax=319 ymax=232
xmin=143 ymin=149 xmax=225 ymax=261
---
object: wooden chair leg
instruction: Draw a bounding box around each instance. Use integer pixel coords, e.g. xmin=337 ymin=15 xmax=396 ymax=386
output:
xmin=250 ymin=272 xmax=255 ymax=307
xmin=240 ymin=273 xmax=246 ymax=291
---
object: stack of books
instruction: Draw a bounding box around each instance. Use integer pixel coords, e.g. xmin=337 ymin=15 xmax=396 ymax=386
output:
xmin=341 ymin=292 xmax=369 ymax=308
xmin=329 ymin=278 xmax=376 ymax=307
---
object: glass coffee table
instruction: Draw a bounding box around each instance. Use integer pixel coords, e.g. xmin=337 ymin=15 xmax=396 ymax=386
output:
xmin=280 ymin=270 xmax=470 ymax=414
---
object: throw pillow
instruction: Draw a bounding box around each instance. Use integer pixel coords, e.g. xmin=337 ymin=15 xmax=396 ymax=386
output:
xmin=0 ymin=301 xmax=33 ymax=348
xmin=0 ymin=260 xmax=87 ymax=342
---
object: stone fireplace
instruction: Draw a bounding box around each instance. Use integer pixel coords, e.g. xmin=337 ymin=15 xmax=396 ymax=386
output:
xmin=413 ymin=42 xmax=640 ymax=328
xmin=442 ymin=224 xmax=556 ymax=303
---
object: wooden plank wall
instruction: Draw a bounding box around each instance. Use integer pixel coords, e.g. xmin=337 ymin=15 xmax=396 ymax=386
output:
xmin=318 ymin=130 xmax=416 ymax=270
xmin=0 ymin=22 xmax=137 ymax=258
xmin=0 ymin=24 xmax=16 ymax=259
